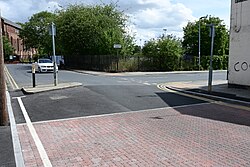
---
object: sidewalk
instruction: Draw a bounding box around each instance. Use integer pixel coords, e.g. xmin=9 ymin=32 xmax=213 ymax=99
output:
xmin=21 ymin=82 xmax=82 ymax=94
xmin=163 ymin=80 xmax=250 ymax=104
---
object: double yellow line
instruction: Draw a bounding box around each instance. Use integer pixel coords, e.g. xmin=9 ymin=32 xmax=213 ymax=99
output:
xmin=4 ymin=66 xmax=19 ymax=90
xmin=157 ymin=83 xmax=250 ymax=111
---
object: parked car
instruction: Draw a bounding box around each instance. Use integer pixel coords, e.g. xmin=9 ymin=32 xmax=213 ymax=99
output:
xmin=33 ymin=59 xmax=58 ymax=73
xmin=50 ymin=55 xmax=65 ymax=69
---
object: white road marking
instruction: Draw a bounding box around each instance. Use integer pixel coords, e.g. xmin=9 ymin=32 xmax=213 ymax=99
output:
xmin=6 ymin=92 xmax=25 ymax=167
xmin=143 ymin=83 xmax=151 ymax=85
xmin=17 ymin=97 xmax=52 ymax=167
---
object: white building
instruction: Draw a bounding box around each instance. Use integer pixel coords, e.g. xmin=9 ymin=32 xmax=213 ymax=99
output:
xmin=229 ymin=0 xmax=250 ymax=87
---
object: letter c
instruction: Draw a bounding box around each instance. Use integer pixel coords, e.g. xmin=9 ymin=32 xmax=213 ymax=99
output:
xmin=234 ymin=62 xmax=240 ymax=72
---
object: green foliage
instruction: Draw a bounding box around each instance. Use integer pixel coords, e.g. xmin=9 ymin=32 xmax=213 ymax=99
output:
xmin=19 ymin=11 xmax=57 ymax=55
xmin=142 ymin=35 xmax=183 ymax=71
xmin=56 ymin=4 xmax=134 ymax=56
xmin=182 ymin=16 xmax=229 ymax=56
xmin=2 ymin=36 xmax=14 ymax=60
xmin=118 ymin=56 xmax=138 ymax=72
xmin=200 ymin=55 xmax=228 ymax=70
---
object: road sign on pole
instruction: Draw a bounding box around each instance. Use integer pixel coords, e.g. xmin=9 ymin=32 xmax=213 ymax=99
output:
xmin=50 ymin=22 xmax=58 ymax=86
xmin=113 ymin=44 xmax=121 ymax=71
xmin=207 ymin=24 xmax=215 ymax=92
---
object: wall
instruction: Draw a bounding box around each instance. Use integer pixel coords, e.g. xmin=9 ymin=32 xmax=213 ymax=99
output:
xmin=1 ymin=17 xmax=37 ymax=61
xmin=229 ymin=0 xmax=250 ymax=86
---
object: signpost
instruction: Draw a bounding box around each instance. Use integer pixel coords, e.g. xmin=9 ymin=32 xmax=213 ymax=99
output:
xmin=207 ymin=24 xmax=215 ymax=92
xmin=113 ymin=44 xmax=121 ymax=71
xmin=50 ymin=22 xmax=58 ymax=86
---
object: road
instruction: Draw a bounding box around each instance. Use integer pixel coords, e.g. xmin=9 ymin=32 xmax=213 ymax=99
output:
xmin=4 ymin=64 xmax=250 ymax=167
xmin=6 ymin=63 xmax=227 ymax=124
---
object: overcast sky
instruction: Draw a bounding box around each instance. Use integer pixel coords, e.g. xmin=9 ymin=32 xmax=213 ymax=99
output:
xmin=0 ymin=0 xmax=230 ymax=44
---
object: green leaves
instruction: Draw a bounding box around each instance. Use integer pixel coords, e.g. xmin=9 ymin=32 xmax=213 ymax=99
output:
xmin=19 ymin=11 xmax=57 ymax=55
xmin=2 ymin=36 xmax=14 ymax=60
xmin=182 ymin=16 xmax=229 ymax=56
xmin=56 ymin=4 xmax=133 ymax=56
xmin=142 ymin=35 xmax=183 ymax=71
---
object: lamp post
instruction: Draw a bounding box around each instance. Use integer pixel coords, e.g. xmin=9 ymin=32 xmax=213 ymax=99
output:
xmin=198 ymin=16 xmax=207 ymax=70
xmin=163 ymin=28 xmax=167 ymax=37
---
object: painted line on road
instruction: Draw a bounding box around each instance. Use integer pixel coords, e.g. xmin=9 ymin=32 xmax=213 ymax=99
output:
xmin=4 ymin=66 xmax=19 ymax=89
xmin=157 ymin=84 xmax=214 ymax=103
xmin=16 ymin=97 xmax=52 ymax=167
xmin=161 ymin=84 xmax=250 ymax=106
xmin=6 ymin=91 xmax=25 ymax=167
xmin=26 ymin=102 xmax=212 ymax=126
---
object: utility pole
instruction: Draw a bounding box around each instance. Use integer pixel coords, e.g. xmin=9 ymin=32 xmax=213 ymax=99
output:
xmin=0 ymin=17 xmax=8 ymax=126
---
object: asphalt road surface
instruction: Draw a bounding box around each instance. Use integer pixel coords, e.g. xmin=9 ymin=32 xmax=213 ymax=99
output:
xmin=4 ymin=64 xmax=250 ymax=167
xmin=6 ymin=63 xmax=229 ymax=124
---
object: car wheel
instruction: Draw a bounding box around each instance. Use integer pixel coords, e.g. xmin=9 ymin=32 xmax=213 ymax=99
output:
xmin=38 ymin=67 xmax=41 ymax=73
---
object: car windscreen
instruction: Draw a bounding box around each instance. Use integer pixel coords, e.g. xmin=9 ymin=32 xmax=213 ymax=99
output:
xmin=38 ymin=59 xmax=52 ymax=63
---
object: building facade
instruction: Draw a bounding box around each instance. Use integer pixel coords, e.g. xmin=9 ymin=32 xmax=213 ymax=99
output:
xmin=1 ymin=17 xmax=36 ymax=61
xmin=229 ymin=0 xmax=250 ymax=87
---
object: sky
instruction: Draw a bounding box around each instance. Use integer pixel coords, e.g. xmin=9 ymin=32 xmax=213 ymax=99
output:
xmin=0 ymin=0 xmax=231 ymax=44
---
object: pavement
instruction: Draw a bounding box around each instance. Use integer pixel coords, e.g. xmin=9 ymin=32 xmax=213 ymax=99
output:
xmin=162 ymin=80 xmax=250 ymax=106
xmin=21 ymin=82 xmax=83 ymax=94
xmin=1 ymin=70 xmax=250 ymax=167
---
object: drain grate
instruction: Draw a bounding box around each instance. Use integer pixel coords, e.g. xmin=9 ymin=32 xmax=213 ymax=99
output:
xmin=150 ymin=116 xmax=163 ymax=119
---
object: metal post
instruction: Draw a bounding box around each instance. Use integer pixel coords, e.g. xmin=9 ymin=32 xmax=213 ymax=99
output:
xmin=0 ymin=17 xmax=8 ymax=126
xmin=116 ymin=49 xmax=118 ymax=72
xmin=208 ymin=24 xmax=215 ymax=92
xmin=198 ymin=21 xmax=201 ymax=70
xmin=32 ymin=64 xmax=36 ymax=87
xmin=51 ymin=22 xmax=57 ymax=86
xmin=198 ymin=16 xmax=206 ymax=70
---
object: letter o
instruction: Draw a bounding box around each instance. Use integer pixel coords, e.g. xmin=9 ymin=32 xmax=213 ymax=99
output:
xmin=241 ymin=62 xmax=248 ymax=71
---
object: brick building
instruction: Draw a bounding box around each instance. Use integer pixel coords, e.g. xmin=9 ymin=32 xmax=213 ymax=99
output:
xmin=1 ymin=17 xmax=36 ymax=61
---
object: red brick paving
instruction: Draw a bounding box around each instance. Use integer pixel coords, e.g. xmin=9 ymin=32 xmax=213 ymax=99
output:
xmin=17 ymin=103 xmax=250 ymax=167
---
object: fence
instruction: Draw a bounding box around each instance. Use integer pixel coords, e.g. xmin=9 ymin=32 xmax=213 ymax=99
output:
xmin=64 ymin=54 xmax=228 ymax=72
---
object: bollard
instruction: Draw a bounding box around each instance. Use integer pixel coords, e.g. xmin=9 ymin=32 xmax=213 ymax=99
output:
xmin=32 ymin=64 xmax=36 ymax=87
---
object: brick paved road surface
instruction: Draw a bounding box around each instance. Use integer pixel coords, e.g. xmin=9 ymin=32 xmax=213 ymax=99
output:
xmin=17 ymin=103 xmax=250 ymax=167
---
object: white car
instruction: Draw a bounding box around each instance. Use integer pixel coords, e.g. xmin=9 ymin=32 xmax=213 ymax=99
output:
xmin=33 ymin=59 xmax=58 ymax=73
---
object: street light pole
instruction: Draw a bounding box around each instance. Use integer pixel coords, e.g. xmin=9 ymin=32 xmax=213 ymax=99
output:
xmin=163 ymin=28 xmax=167 ymax=37
xmin=198 ymin=16 xmax=207 ymax=70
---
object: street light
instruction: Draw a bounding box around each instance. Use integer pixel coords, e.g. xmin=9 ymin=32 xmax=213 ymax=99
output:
xmin=198 ymin=16 xmax=207 ymax=70
xmin=163 ymin=28 xmax=167 ymax=37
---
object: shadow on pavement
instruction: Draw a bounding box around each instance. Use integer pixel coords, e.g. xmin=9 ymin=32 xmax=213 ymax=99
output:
xmin=156 ymin=92 xmax=206 ymax=107
xmin=157 ymin=92 xmax=250 ymax=127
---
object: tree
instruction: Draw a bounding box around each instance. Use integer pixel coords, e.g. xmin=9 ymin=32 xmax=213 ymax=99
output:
xmin=56 ymin=4 xmax=134 ymax=56
xmin=182 ymin=16 xmax=229 ymax=56
xmin=142 ymin=35 xmax=183 ymax=71
xmin=19 ymin=11 xmax=57 ymax=56
xmin=2 ymin=36 xmax=14 ymax=60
